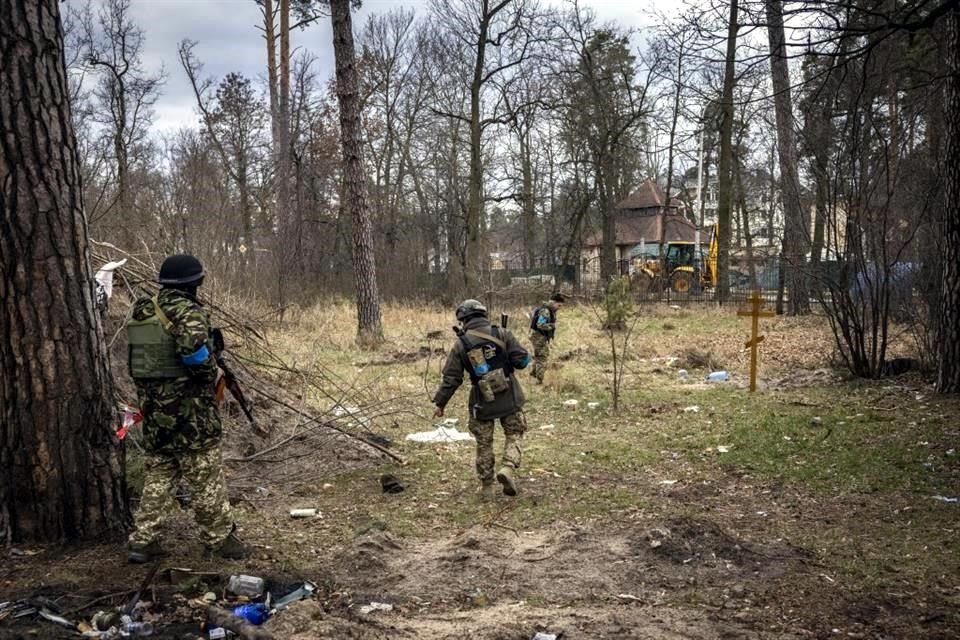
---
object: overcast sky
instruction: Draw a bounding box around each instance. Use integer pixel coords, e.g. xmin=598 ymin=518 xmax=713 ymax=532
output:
xmin=67 ymin=0 xmax=685 ymax=134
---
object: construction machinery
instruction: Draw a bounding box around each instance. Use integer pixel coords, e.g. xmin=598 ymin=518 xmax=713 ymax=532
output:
xmin=634 ymin=223 xmax=719 ymax=294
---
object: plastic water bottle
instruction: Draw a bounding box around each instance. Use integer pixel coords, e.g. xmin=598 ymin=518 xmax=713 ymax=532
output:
xmin=121 ymin=621 xmax=154 ymax=636
xmin=232 ymin=603 xmax=270 ymax=625
xmin=227 ymin=574 xmax=265 ymax=598
xmin=208 ymin=628 xmax=227 ymax=640
xmin=705 ymin=371 xmax=730 ymax=382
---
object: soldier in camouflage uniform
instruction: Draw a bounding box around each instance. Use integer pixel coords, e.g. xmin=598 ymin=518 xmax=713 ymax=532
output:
xmin=529 ymin=293 xmax=565 ymax=384
xmin=126 ymin=255 xmax=248 ymax=563
xmin=433 ymin=300 xmax=531 ymax=499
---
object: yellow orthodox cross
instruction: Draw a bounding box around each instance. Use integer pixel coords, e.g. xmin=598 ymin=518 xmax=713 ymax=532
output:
xmin=737 ymin=290 xmax=775 ymax=392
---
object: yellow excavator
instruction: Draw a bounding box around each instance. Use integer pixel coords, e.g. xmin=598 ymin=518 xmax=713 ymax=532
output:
xmin=635 ymin=223 xmax=719 ymax=294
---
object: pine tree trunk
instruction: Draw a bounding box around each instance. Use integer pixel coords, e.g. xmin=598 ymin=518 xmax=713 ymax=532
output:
xmin=331 ymin=0 xmax=383 ymax=346
xmin=766 ymin=0 xmax=810 ymax=314
xmin=716 ymin=0 xmax=739 ymax=304
xmin=938 ymin=6 xmax=960 ymax=393
xmin=0 ymin=0 xmax=127 ymax=542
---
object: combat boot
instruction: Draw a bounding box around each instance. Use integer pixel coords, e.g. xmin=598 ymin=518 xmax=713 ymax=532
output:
xmin=127 ymin=540 xmax=164 ymax=564
xmin=213 ymin=530 xmax=251 ymax=560
xmin=496 ymin=466 xmax=518 ymax=497
xmin=478 ymin=483 xmax=495 ymax=502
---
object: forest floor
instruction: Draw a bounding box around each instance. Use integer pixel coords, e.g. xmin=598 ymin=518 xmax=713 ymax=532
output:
xmin=2 ymin=302 xmax=959 ymax=639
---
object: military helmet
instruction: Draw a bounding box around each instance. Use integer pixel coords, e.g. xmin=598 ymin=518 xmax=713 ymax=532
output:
xmin=158 ymin=254 xmax=205 ymax=285
xmin=455 ymin=299 xmax=487 ymax=322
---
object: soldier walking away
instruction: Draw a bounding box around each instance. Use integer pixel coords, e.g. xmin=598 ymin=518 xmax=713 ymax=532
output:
xmin=432 ymin=300 xmax=531 ymax=499
xmin=529 ymin=293 xmax=566 ymax=384
xmin=125 ymin=255 xmax=249 ymax=563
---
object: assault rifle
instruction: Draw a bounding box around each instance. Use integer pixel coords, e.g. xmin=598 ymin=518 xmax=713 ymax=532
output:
xmin=211 ymin=329 xmax=268 ymax=437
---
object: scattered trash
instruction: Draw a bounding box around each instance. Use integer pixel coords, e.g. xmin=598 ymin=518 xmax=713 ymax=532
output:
xmin=539 ymin=424 xmax=556 ymax=430
xmin=289 ymin=508 xmax=320 ymax=518
xmin=810 ymin=416 xmax=823 ymax=426
xmin=716 ymin=445 xmax=731 ymax=453
xmin=273 ymin=583 xmax=316 ymax=611
xmin=406 ymin=426 xmax=474 ymax=443
xmin=232 ymin=603 xmax=269 ymax=625
xmin=380 ymin=474 xmax=405 ymax=494
xmin=227 ymin=574 xmax=265 ymax=598
xmin=208 ymin=628 xmax=227 ymax=640
xmin=532 ymin=633 xmax=558 ymax=640
xmin=358 ymin=602 xmax=393 ymax=614
xmin=932 ymin=495 xmax=959 ymax=504
xmin=683 ymin=405 xmax=700 ymax=413
xmin=587 ymin=401 xmax=600 ymax=410
xmin=322 ymin=482 xmax=334 ymax=490
xmin=94 ymin=259 xmax=127 ymax=306
xmin=658 ymin=480 xmax=677 ymax=485
xmin=562 ymin=399 xmax=579 ymax=409
xmin=120 ymin=620 xmax=154 ymax=636
xmin=116 ymin=405 xmax=142 ymax=441
xmin=705 ymin=371 xmax=730 ymax=382
xmin=616 ymin=593 xmax=643 ymax=602
xmin=37 ymin=609 xmax=74 ymax=629
xmin=678 ymin=369 xmax=688 ymax=380
xmin=442 ymin=417 xmax=459 ymax=426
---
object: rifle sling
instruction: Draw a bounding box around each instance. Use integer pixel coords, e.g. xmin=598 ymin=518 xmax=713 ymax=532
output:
xmin=465 ymin=329 xmax=508 ymax=351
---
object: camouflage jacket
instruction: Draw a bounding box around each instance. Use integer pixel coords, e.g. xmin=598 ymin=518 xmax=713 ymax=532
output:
xmin=130 ymin=288 xmax=221 ymax=454
xmin=432 ymin=317 xmax=529 ymax=421
xmin=530 ymin=303 xmax=557 ymax=339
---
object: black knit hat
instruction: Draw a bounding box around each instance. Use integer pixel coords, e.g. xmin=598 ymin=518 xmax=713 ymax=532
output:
xmin=158 ymin=254 xmax=205 ymax=285
xmin=550 ymin=292 xmax=566 ymax=303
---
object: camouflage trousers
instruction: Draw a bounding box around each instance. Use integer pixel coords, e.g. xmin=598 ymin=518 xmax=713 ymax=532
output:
xmin=530 ymin=333 xmax=551 ymax=382
xmin=468 ymin=411 xmax=526 ymax=486
xmin=129 ymin=445 xmax=233 ymax=548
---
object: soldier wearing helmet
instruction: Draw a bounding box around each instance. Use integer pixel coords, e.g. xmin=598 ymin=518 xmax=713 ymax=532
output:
xmin=432 ymin=299 xmax=531 ymax=499
xmin=125 ymin=255 xmax=248 ymax=563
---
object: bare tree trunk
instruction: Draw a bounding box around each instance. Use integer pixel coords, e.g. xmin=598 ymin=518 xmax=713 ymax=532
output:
xmin=263 ymin=0 xmax=279 ymax=149
xmin=735 ymin=155 xmax=758 ymax=288
xmin=766 ymin=0 xmax=810 ymax=314
xmin=599 ymin=161 xmax=617 ymax=284
xmin=938 ymin=5 xmax=960 ymax=393
xmin=465 ymin=15 xmax=487 ymax=294
xmin=276 ymin=0 xmax=293 ymax=302
xmin=520 ymin=130 xmax=536 ymax=270
xmin=0 ymin=0 xmax=127 ymax=542
xmin=716 ymin=0 xmax=738 ymax=304
xmin=661 ymin=42 xmax=684 ymax=276
xmin=331 ymin=0 xmax=383 ymax=346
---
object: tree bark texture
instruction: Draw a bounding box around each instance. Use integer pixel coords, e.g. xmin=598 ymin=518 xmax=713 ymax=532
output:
xmin=0 ymin=0 xmax=127 ymax=542
xmin=331 ymin=0 xmax=384 ymax=345
xmin=766 ymin=0 xmax=810 ymax=314
xmin=715 ymin=0 xmax=738 ymax=304
xmin=938 ymin=6 xmax=960 ymax=393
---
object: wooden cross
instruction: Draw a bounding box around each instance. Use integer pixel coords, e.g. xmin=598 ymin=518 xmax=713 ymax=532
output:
xmin=737 ymin=290 xmax=775 ymax=392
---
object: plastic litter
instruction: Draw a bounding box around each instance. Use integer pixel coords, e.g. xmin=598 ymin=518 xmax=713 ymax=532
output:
xmin=678 ymin=369 xmax=688 ymax=380
xmin=289 ymin=508 xmax=320 ymax=518
xmin=227 ymin=574 xmax=265 ymax=598
xmin=683 ymin=405 xmax=700 ymax=413
xmin=273 ymin=582 xmax=316 ymax=611
xmin=562 ymin=399 xmax=579 ymax=409
xmin=932 ymin=495 xmax=959 ymax=503
xmin=358 ymin=602 xmax=393 ymax=614
xmin=705 ymin=371 xmax=730 ymax=382
xmin=532 ymin=633 xmax=558 ymax=640
xmin=716 ymin=445 xmax=731 ymax=453
xmin=587 ymin=402 xmax=600 ymax=410
xmin=232 ymin=603 xmax=269 ymax=625
xmin=405 ymin=426 xmax=474 ymax=443
xmin=208 ymin=627 xmax=227 ymax=640
xmin=121 ymin=620 xmax=154 ymax=636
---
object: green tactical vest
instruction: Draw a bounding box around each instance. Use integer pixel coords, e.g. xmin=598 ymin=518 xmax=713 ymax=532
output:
xmin=127 ymin=296 xmax=188 ymax=379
